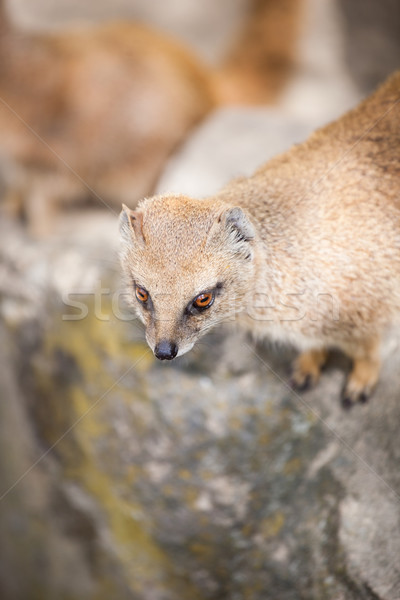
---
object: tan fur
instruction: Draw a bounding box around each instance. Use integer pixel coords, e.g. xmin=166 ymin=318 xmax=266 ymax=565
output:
xmin=120 ymin=72 xmax=400 ymax=405
xmin=0 ymin=0 xmax=215 ymax=234
xmin=216 ymin=0 xmax=304 ymax=105
xmin=291 ymin=348 xmax=328 ymax=390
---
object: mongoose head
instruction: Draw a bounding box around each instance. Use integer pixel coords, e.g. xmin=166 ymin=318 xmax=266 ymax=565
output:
xmin=119 ymin=195 xmax=256 ymax=360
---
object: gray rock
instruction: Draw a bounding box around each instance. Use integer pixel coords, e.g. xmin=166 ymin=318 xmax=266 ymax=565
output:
xmin=338 ymin=0 xmax=400 ymax=93
xmin=156 ymin=108 xmax=325 ymax=198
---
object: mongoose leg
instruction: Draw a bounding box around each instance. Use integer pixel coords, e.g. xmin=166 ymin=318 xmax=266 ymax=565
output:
xmin=341 ymin=339 xmax=381 ymax=408
xmin=25 ymin=182 xmax=54 ymax=237
xmin=290 ymin=348 xmax=328 ymax=391
xmin=2 ymin=186 xmax=23 ymax=220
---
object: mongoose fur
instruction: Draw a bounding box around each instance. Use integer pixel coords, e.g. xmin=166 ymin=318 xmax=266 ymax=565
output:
xmin=120 ymin=72 xmax=400 ymax=406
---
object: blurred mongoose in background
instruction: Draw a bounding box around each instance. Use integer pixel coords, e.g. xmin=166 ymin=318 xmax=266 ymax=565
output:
xmin=0 ymin=0 xmax=214 ymax=233
xmin=120 ymin=72 xmax=400 ymax=406
xmin=217 ymin=0 xmax=303 ymax=105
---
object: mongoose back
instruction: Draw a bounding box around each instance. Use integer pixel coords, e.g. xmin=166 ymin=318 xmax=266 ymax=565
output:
xmin=120 ymin=72 xmax=400 ymax=406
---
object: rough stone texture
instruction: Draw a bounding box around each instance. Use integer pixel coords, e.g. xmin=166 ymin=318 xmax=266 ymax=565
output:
xmin=338 ymin=0 xmax=400 ymax=93
xmin=279 ymin=0 xmax=362 ymax=122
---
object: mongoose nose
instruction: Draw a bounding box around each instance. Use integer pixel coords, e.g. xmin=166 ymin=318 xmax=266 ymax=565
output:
xmin=154 ymin=340 xmax=178 ymax=360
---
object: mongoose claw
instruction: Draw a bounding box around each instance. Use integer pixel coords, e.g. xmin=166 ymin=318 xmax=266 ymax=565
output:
xmin=341 ymin=396 xmax=354 ymax=410
xmin=341 ymin=386 xmax=371 ymax=409
xmin=290 ymin=373 xmax=313 ymax=393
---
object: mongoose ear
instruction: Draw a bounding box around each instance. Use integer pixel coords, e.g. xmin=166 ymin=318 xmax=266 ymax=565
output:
xmin=207 ymin=206 xmax=255 ymax=260
xmin=119 ymin=204 xmax=145 ymax=246
xmin=221 ymin=206 xmax=255 ymax=242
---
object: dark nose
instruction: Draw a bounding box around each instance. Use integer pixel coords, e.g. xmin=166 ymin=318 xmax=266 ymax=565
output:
xmin=154 ymin=340 xmax=178 ymax=361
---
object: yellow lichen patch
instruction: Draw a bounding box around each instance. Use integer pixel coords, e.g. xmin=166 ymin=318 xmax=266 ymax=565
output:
xmin=263 ymin=400 xmax=275 ymax=417
xmin=189 ymin=542 xmax=215 ymax=561
xmin=179 ymin=469 xmax=193 ymax=481
xmin=260 ymin=511 xmax=285 ymax=539
xmin=184 ymin=486 xmax=199 ymax=506
xmin=283 ymin=457 xmax=302 ymax=476
xmin=52 ymin=294 xmax=152 ymax=377
xmin=125 ymin=464 xmax=144 ymax=486
xmin=70 ymin=386 xmax=108 ymax=439
xmin=161 ymin=484 xmax=177 ymax=498
xmin=37 ymin=352 xmax=165 ymax=592
xmin=245 ymin=406 xmax=260 ymax=416
xmin=33 ymin=296 xmax=154 ymax=438
xmin=228 ymin=414 xmax=243 ymax=431
xmin=306 ymin=411 xmax=318 ymax=426
xmin=119 ymin=334 xmax=153 ymax=371
xmin=241 ymin=523 xmax=253 ymax=538
xmin=74 ymin=460 xmax=180 ymax=596
xmin=257 ymin=431 xmax=270 ymax=447
xmin=49 ymin=384 xmax=201 ymax=599
xmin=199 ymin=469 xmax=215 ymax=481
xmin=242 ymin=577 xmax=269 ymax=599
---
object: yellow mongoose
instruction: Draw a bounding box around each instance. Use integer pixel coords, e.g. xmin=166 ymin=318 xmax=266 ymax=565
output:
xmin=120 ymin=72 xmax=400 ymax=406
xmin=0 ymin=0 xmax=214 ymax=232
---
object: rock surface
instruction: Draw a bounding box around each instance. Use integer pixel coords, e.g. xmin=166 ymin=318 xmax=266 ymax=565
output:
xmin=156 ymin=108 xmax=327 ymax=198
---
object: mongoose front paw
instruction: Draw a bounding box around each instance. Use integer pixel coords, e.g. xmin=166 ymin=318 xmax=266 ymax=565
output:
xmin=290 ymin=349 xmax=328 ymax=392
xmin=341 ymin=348 xmax=380 ymax=408
xmin=341 ymin=379 xmax=373 ymax=409
xmin=290 ymin=371 xmax=314 ymax=392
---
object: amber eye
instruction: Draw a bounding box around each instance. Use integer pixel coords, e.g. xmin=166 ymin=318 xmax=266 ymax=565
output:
xmin=135 ymin=286 xmax=149 ymax=303
xmin=193 ymin=292 xmax=214 ymax=310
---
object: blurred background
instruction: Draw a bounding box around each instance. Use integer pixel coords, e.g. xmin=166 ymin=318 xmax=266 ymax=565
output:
xmin=0 ymin=1 xmax=400 ymax=598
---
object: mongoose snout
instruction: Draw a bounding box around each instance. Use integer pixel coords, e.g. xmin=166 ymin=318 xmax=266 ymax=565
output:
xmin=154 ymin=341 xmax=179 ymax=361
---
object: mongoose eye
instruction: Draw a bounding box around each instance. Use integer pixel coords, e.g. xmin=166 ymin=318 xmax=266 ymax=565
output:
xmin=135 ymin=286 xmax=149 ymax=304
xmin=193 ymin=292 xmax=214 ymax=310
